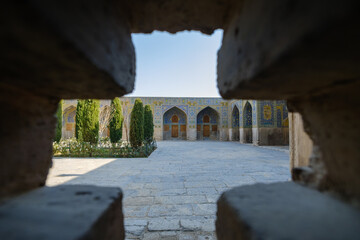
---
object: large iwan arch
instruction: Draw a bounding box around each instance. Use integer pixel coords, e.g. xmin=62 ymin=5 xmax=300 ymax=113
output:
xmin=196 ymin=107 xmax=219 ymax=140
xmin=163 ymin=107 xmax=187 ymax=140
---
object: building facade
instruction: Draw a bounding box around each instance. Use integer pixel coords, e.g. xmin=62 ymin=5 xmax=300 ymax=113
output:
xmin=62 ymin=97 xmax=289 ymax=145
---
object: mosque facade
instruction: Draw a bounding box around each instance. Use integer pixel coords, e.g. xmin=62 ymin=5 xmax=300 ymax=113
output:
xmin=62 ymin=97 xmax=289 ymax=145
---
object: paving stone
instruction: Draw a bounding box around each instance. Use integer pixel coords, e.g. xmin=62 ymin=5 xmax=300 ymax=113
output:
xmin=143 ymin=232 xmax=161 ymax=240
xmin=124 ymin=218 xmax=148 ymax=226
xmin=192 ymin=204 xmax=217 ymax=216
xmin=197 ymin=234 xmax=216 ymax=240
xmin=124 ymin=196 xmax=154 ymax=206
xmin=184 ymin=181 xmax=212 ymax=188
xmin=124 ymin=206 xmax=149 ymax=218
xmin=155 ymin=195 xmax=208 ymax=205
xmin=145 ymin=182 xmax=184 ymax=190
xmin=148 ymin=204 xmax=193 ymax=217
xmin=205 ymin=195 xmax=219 ymax=203
xmin=160 ymin=231 xmax=178 ymax=237
xmin=158 ymin=188 xmax=187 ymax=196
xmin=187 ymin=188 xmax=218 ymax=195
xmin=180 ymin=219 xmax=203 ymax=231
xmin=201 ymin=219 xmax=216 ymax=232
xmin=179 ymin=232 xmax=197 ymax=240
xmin=148 ymin=218 xmax=180 ymax=231
xmin=125 ymin=225 xmax=145 ymax=236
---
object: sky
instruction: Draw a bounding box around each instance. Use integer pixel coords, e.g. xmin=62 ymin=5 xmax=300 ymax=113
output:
xmin=127 ymin=30 xmax=223 ymax=98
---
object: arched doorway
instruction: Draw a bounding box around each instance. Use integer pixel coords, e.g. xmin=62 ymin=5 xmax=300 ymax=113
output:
xmin=163 ymin=107 xmax=187 ymax=140
xmin=243 ymin=101 xmax=252 ymax=143
xmin=231 ymin=105 xmax=240 ymax=141
xmin=196 ymin=107 xmax=219 ymax=140
xmin=63 ymin=106 xmax=76 ymax=139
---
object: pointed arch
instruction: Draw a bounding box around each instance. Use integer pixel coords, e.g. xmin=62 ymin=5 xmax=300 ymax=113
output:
xmin=196 ymin=106 xmax=219 ymax=140
xmin=231 ymin=105 xmax=240 ymax=141
xmin=243 ymin=101 xmax=253 ymax=143
xmin=63 ymin=105 xmax=76 ymax=139
xmin=163 ymin=106 xmax=187 ymax=140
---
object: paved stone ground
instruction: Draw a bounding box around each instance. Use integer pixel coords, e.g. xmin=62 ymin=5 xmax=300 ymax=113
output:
xmin=47 ymin=141 xmax=290 ymax=239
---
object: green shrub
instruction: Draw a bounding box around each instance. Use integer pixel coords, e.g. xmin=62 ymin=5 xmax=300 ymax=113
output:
xmin=52 ymin=138 xmax=156 ymax=158
xmin=109 ymin=97 xmax=123 ymax=143
xmin=54 ymin=100 xmax=63 ymax=142
xmin=144 ymin=105 xmax=154 ymax=142
xmin=130 ymin=98 xmax=144 ymax=147
xmin=75 ymin=100 xmax=85 ymax=141
xmin=82 ymin=99 xmax=100 ymax=144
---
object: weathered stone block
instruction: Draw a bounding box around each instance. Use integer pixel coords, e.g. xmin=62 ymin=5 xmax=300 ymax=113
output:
xmin=2 ymin=1 xmax=135 ymax=99
xmin=216 ymin=182 xmax=360 ymax=240
xmin=0 ymin=185 xmax=124 ymax=240
xmin=0 ymin=87 xmax=58 ymax=198
xmin=217 ymin=0 xmax=359 ymax=100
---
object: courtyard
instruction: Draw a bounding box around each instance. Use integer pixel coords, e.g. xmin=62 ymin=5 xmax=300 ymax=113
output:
xmin=47 ymin=141 xmax=290 ymax=239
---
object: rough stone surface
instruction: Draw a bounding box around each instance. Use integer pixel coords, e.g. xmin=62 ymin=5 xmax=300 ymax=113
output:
xmin=216 ymin=182 xmax=360 ymax=240
xmin=288 ymin=82 xmax=360 ymax=200
xmin=0 ymin=185 xmax=125 ymax=240
xmin=0 ymin=88 xmax=58 ymax=198
xmin=217 ymin=0 xmax=359 ymax=100
xmin=289 ymin=112 xmax=312 ymax=170
xmin=123 ymin=0 xmax=239 ymax=34
xmin=47 ymin=141 xmax=290 ymax=239
xmin=2 ymin=1 xmax=135 ymax=99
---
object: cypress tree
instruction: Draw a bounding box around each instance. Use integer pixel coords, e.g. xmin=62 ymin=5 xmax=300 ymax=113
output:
xmin=109 ymin=97 xmax=123 ymax=143
xmin=144 ymin=105 xmax=154 ymax=142
xmin=130 ymin=98 xmax=144 ymax=147
xmin=54 ymin=100 xmax=63 ymax=142
xmin=75 ymin=100 xmax=85 ymax=142
xmin=82 ymin=99 xmax=100 ymax=144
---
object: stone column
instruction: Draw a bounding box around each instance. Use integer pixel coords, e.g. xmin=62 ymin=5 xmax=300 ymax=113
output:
xmin=289 ymin=113 xmax=313 ymax=169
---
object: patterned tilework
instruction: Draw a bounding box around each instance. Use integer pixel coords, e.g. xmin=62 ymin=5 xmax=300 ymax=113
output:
xmin=162 ymin=105 xmax=188 ymax=115
xmin=243 ymin=101 xmax=253 ymax=128
xmin=283 ymin=105 xmax=288 ymax=120
xmin=163 ymin=107 xmax=187 ymax=124
xmin=277 ymin=108 xmax=282 ymax=128
xmin=62 ymin=105 xmax=76 ymax=126
xmin=275 ymin=100 xmax=288 ymax=127
xmin=259 ymin=100 xmax=275 ymax=127
xmin=196 ymin=107 xmax=219 ymax=124
xmin=232 ymin=105 xmax=240 ymax=128
xmin=67 ymin=111 xmax=76 ymax=123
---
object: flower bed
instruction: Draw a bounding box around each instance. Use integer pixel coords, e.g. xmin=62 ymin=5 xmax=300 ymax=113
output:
xmin=53 ymin=138 xmax=157 ymax=158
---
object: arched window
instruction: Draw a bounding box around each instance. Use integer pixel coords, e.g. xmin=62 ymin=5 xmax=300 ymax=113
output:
xmin=196 ymin=107 xmax=219 ymax=140
xmin=172 ymin=115 xmax=179 ymax=123
xmin=203 ymin=115 xmax=210 ymax=123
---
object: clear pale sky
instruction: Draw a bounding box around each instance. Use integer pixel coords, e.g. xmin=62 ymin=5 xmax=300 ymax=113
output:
xmin=127 ymin=30 xmax=223 ymax=97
